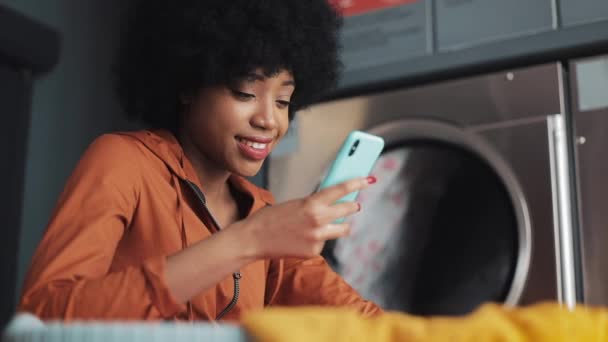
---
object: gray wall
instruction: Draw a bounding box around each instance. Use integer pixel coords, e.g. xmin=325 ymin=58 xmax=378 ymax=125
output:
xmin=0 ymin=0 xmax=131 ymax=299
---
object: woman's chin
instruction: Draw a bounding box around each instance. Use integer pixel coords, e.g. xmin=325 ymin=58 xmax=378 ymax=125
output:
xmin=233 ymin=161 xmax=265 ymax=178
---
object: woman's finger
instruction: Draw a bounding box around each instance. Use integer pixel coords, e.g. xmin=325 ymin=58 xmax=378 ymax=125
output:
xmin=313 ymin=223 xmax=352 ymax=241
xmin=313 ymin=177 xmax=373 ymax=204
xmin=327 ymin=201 xmax=360 ymax=221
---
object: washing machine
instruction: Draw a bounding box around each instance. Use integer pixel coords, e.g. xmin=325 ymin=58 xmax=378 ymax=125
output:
xmin=268 ymin=62 xmax=579 ymax=316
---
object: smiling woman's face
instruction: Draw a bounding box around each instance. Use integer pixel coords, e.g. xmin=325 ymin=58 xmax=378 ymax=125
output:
xmin=180 ymin=69 xmax=295 ymax=177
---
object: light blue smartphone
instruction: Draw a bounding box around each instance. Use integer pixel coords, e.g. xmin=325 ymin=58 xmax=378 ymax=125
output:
xmin=318 ymin=130 xmax=385 ymax=223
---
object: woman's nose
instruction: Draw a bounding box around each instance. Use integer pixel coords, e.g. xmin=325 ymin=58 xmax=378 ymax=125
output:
xmin=251 ymin=99 xmax=278 ymax=130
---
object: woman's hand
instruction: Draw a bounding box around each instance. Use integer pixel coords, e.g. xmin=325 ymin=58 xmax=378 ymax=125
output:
xmin=233 ymin=176 xmax=376 ymax=259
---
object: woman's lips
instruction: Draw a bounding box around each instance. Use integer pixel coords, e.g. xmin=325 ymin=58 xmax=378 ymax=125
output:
xmin=236 ymin=136 xmax=272 ymax=160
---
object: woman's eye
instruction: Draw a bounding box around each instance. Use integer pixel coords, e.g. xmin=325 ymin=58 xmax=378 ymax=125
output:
xmin=232 ymin=90 xmax=255 ymax=100
xmin=276 ymin=100 xmax=290 ymax=109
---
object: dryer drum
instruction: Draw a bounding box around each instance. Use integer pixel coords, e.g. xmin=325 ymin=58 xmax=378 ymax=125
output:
xmin=322 ymin=120 xmax=532 ymax=316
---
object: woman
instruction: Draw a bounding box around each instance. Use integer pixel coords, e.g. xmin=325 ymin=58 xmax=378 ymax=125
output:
xmin=19 ymin=0 xmax=382 ymax=321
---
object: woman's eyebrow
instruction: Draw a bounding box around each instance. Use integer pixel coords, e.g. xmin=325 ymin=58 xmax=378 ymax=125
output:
xmin=244 ymin=73 xmax=295 ymax=87
xmin=245 ymin=72 xmax=265 ymax=82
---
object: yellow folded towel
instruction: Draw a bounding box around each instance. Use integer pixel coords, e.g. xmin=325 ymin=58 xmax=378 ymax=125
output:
xmin=243 ymin=302 xmax=608 ymax=342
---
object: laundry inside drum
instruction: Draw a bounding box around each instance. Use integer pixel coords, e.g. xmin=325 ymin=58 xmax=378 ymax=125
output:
xmin=322 ymin=140 xmax=519 ymax=316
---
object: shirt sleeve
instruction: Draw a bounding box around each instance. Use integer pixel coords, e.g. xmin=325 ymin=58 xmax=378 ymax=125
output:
xmin=18 ymin=134 xmax=186 ymax=321
xmin=264 ymin=256 xmax=382 ymax=317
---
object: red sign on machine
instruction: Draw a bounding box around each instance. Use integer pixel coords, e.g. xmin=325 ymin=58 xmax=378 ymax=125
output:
xmin=329 ymin=0 xmax=420 ymax=17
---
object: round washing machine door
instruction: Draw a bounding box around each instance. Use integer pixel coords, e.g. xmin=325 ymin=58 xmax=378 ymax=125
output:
xmin=321 ymin=119 xmax=531 ymax=316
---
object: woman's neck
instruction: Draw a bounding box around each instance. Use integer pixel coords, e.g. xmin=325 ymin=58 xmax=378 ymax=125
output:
xmin=189 ymin=154 xmax=231 ymax=202
xmin=176 ymin=130 xmax=232 ymax=206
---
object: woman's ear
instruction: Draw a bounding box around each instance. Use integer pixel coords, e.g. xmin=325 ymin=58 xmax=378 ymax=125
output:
xmin=179 ymin=93 xmax=193 ymax=105
xmin=179 ymin=93 xmax=195 ymax=118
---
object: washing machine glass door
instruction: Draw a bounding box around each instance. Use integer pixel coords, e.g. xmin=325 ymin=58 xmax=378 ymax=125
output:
xmin=322 ymin=124 xmax=525 ymax=316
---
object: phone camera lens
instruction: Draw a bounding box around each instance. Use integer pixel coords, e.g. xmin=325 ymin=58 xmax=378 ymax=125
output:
xmin=348 ymin=140 xmax=359 ymax=156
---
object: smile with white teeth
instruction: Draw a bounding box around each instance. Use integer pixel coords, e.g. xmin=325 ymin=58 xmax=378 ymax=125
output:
xmin=237 ymin=137 xmax=268 ymax=150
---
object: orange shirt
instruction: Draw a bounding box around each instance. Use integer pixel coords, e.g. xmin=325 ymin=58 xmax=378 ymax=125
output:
xmin=19 ymin=129 xmax=381 ymax=321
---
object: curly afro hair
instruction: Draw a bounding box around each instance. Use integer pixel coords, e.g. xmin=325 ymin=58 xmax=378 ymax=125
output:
xmin=115 ymin=0 xmax=343 ymax=131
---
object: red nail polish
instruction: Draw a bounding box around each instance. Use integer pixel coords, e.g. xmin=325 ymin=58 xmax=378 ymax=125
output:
xmin=366 ymin=176 xmax=377 ymax=184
